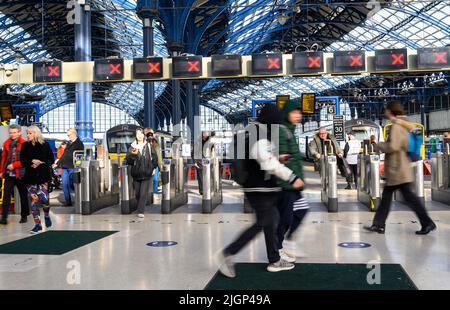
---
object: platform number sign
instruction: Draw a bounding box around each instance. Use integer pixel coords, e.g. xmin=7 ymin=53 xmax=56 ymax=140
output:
xmin=33 ymin=61 xmax=62 ymax=83
xmin=94 ymin=58 xmax=124 ymax=81
xmin=172 ymin=56 xmax=203 ymax=78
xmin=333 ymin=115 xmax=344 ymax=142
xmin=133 ymin=57 xmax=163 ymax=79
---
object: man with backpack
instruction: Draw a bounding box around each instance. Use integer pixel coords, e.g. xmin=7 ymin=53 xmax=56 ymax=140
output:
xmin=215 ymin=104 xmax=304 ymax=277
xmin=364 ymin=101 xmax=436 ymax=235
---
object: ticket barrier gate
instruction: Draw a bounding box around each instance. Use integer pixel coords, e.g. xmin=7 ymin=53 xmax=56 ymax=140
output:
xmin=161 ymin=143 xmax=188 ymax=214
xmin=320 ymin=141 xmax=338 ymax=212
xmin=120 ymin=165 xmax=137 ymax=214
xmin=431 ymin=139 xmax=450 ymax=206
xmin=73 ymin=157 xmax=120 ymax=215
xmin=202 ymin=154 xmax=223 ymax=214
xmin=357 ymin=146 xmax=381 ymax=211
xmin=395 ymin=159 xmax=425 ymax=205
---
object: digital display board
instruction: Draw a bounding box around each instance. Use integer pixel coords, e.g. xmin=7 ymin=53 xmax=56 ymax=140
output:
xmin=418 ymin=47 xmax=450 ymax=69
xmin=172 ymin=56 xmax=203 ymax=78
xmin=292 ymin=52 xmax=324 ymax=74
xmin=133 ymin=57 xmax=163 ymax=79
xmin=94 ymin=58 xmax=124 ymax=81
xmin=276 ymin=95 xmax=290 ymax=110
xmin=251 ymin=53 xmax=283 ymax=75
xmin=211 ymin=55 xmax=242 ymax=76
xmin=33 ymin=61 xmax=62 ymax=83
xmin=334 ymin=51 xmax=365 ymax=73
xmin=375 ymin=48 xmax=408 ymax=70
xmin=0 ymin=102 xmax=14 ymax=122
xmin=301 ymin=93 xmax=316 ymax=114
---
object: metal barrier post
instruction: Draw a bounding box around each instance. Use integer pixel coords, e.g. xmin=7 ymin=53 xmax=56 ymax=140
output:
xmin=80 ymin=160 xmax=91 ymax=215
xmin=369 ymin=155 xmax=381 ymax=211
xmin=120 ymin=165 xmax=136 ymax=214
xmin=202 ymin=157 xmax=212 ymax=213
xmin=327 ymin=156 xmax=338 ymax=212
xmin=161 ymin=159 xmax=171 ymax=214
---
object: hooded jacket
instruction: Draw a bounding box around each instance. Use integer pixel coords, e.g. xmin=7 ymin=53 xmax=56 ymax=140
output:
xmin=0 ymin=136 xmax=26 ymax=179
xmin=278 ymin=100 xmax=304 ymax=191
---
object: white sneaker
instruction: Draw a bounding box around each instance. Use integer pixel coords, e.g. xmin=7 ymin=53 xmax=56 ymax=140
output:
xmin=137 ymin=214 xmax=145 ymax=218
xmin=283 ymin=240 xmax=306 ymax=258
xmin=214 ymin=250 xmax=236 ymax=278
xmin=267 ymin=259 xmax=295 ymax=272
xmin=279 ymin=249 xmax=296 ymax=263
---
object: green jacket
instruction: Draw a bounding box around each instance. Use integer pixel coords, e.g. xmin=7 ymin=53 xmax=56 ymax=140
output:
xmin=278 ymin=100 xmax=304 ymax=190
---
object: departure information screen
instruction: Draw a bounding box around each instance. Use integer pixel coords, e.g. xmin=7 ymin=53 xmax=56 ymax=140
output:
xmin=375 ymin=48 xmax=408 ymax=70
xmin=33 ymin=61 xmax=62 ymax=83
xmin=211 ymin=55 xmax=242 ymax=76
xmin=94 ymin=58 xmax=124 ymax=81
xmin=276 ymin=95 xmax=290 ymax=110
xmin=172 ymin=56 xmax=202 ymax=78
xmin=251 ymin=53 xmax=283 ymax=75
xmin=334 ymin=51 xmax=365 ymax=73
xmin=292 ymin=52 xmax=324 ymax=73
xmin=301 ymin=93 xmax=316 ymax=114
xmin=418 ymin=47 xmax=450 ymax=69
xmin=133 ymin=57 xmax=163 ymax=79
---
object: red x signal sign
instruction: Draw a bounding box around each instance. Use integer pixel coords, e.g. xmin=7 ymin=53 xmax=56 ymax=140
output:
xmin=187 ymin=61 xmax=200 ymax=72
xmin=109 ymin=63 xmax=121 ymax=74
xmin=307 ymin=56 xmax=321 ymax=68
xmin=267 ymin=58 xmax=281 ymax=69
xmin=148 ymin=62 xmax=161 ymax=73
xmin=350 ymin=55 xmax=362 ymax=67
xmin=391 ymin=53 xmax=404 ymax=65
xmin=47 ymin=66 xmax=60 ymax=77
xmin=434 ymin=52 xmax=447 ymax=64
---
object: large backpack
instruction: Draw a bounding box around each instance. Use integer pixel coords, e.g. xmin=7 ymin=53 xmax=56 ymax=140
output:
xmin=231 ymin=130 xmax=251 ymax=186
xmin=407 ymin=132 xmax=422 ymax=162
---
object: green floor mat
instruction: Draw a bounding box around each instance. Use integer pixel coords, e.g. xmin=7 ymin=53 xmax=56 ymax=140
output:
xmin=206 ymin=263 xmax=417 ymax=290
xmin=0 ymin=230 xmax=118 ymax=255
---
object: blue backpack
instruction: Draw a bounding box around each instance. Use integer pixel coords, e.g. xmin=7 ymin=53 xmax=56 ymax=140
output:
xmin=407 ymin=132 xmax=422 ymax=162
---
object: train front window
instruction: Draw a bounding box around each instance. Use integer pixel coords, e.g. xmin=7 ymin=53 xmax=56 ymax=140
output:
xmin=107 ymin=132 xmax=135 ymax=153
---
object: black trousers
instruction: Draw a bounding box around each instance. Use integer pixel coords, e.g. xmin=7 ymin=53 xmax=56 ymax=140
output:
xmin=348 ymin=164 xmax=358 ymax=186
xmin=1 ymin=176 xmax=29 ymax=219
xmin=195 ymin=166 xmax=203 ymax=194
xmin=373 ymin=183 xmax=433 ymax=228
xmin=277 ymin=191 xmax=309 ymax=244
xmin=225 ymin=193 xmax=280 ymax=264
xmin=133 ymin=179 xmax=150 ymax=214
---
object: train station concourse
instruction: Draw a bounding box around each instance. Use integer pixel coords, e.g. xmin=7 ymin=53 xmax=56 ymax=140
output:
xmin=0 ymin=0 xmax=449 ymax=306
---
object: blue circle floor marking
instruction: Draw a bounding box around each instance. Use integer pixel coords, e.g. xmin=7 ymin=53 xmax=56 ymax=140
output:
xmin=147 ymin=241 xmax=178 ymax=247
xmin=338 ymin=242 xmax=371 ymax=248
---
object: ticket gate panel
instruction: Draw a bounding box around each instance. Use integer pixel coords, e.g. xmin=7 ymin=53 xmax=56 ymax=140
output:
xmin=431 ymin=152 xmax=450 ymax=206
xmin=202 ymin=157 xmax=223 ymax=214
xmin=120 ymin=165 xmax=137 ymax=214
xmin=320 ymin=156 xmax=338 ymax=213
xmin=161 ymin=159 xmax=188 ymax=214
xmin=357 ymin=154 xmax=381 ymax=212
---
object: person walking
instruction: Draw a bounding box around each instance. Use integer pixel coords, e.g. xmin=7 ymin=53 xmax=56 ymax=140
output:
xmin=145 ymin=128 xmax=162 ymax=193
xmin=277 ymin=100 xmax=309 ymax=259
xmin=364 ymin=101 xmax=436 ymax=235
xmin=215 ymin=105 xmax=304 ymax=277
xmin=20 ymin=125 xmax=55 ymax=234
xmin=53 ymin=128 xmax=84 ymax=206
xmin=343 ymin=131 xmax=361 ymax=189
xmin=126 ymin=127 xmax=158 ymax=218
xmin=0 ymin=124 xmax=30 ymax=224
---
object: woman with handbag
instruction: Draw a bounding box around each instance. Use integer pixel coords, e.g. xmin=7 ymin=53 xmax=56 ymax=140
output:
xmin=126 ymin=128 xmax=158 ymax=218
xmin=20 ymin=125 xmax=55 ymax=234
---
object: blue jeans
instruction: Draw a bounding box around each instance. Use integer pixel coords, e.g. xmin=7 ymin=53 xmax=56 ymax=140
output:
xmin=153 ymin=167 xmax=159 ymax=193
xmin=62 ymin=168 xmax=74 ymax=204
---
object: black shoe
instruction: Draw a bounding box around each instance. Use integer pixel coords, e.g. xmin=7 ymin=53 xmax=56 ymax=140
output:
xmin=19 ymin=217 xmax=27 ymax=224
xmin=63 ymin=203 xmax=73 ymax=207
xmin=345 ymin=184 xmax=352 ymax=190
xmin=415 ymin=222 xmax=437 ymax=235
xmin=363 ymin=225 xmax=385 ymax=234
xmin=0 ymin=218 xmax=7 ymax=225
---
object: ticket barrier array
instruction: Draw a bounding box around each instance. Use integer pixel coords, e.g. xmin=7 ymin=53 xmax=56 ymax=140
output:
xmin=395 ymin=159 xmax=425 ymax=205
xmin=202 ymin=154 xmax=223 ymax=213
xmin=320 ymin=142 xmax=338 ymax=212
xmin=431 ymin=139 xmax=450 ymax=206
xmin=357 ymin=142 xmax=381 ymax=211
xmin=73 ymin=153 xmax=119 ymax=215
xmin=161 ymin=143 xmax=188 ymax=214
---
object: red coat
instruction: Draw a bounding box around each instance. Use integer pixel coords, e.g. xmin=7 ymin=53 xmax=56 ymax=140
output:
xmin=0 ymin=137 xmax=26 ymax=179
